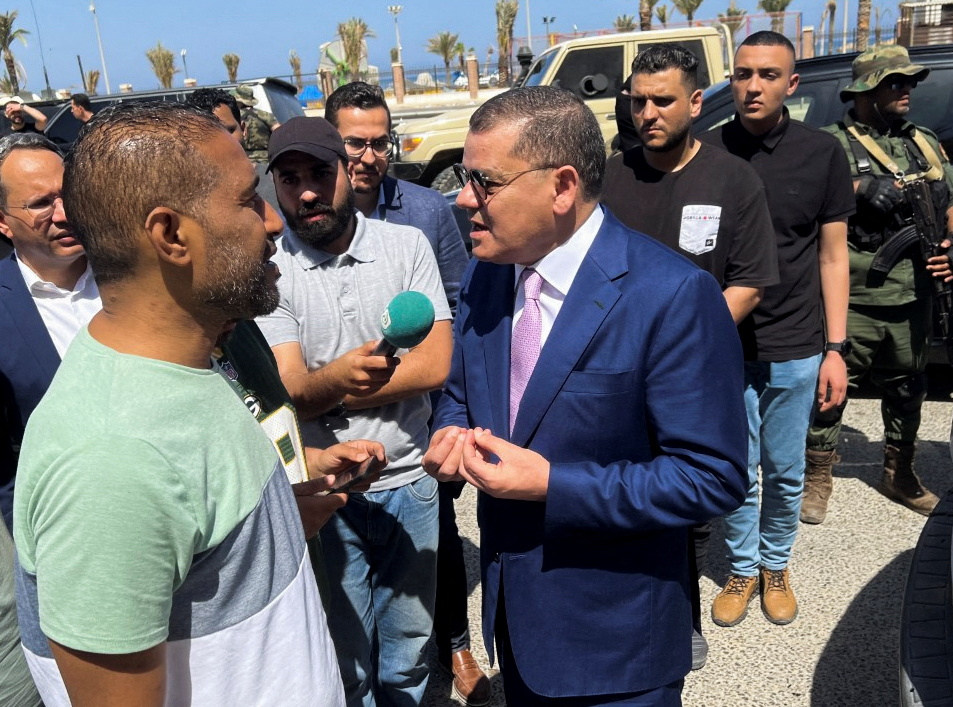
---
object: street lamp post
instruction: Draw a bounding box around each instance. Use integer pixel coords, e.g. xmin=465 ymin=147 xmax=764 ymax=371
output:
xmin=180 ymin=48 xmax=189 ymax=81
xmin=542 ymin=16 xmax=556 ymax=46
xmin=387 ymin=5 xmax=403 ymax=65
xmin=524 ymin=0 xmax=533 ymax=53
xmin=28 ymin=0 xmax=52 ymax=98
xmin=89 ymin=1 xmax=111 ymax=94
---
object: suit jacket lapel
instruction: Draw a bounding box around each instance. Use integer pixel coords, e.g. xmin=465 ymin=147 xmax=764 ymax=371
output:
xmin=511 ymin=216 xmax=629 ymax=446
xmin=0 ymin=254 xmax=60 ymax=380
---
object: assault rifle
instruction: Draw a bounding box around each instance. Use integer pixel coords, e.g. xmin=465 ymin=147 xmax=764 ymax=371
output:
xmin=871 ymin=179 xmax=953 ymax=364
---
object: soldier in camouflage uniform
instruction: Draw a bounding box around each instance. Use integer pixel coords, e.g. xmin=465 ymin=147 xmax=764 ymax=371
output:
xmin=231 ymin=84 xmax=281 ymax=162
xmin=804 ymin=45 xmax=953 ymax=521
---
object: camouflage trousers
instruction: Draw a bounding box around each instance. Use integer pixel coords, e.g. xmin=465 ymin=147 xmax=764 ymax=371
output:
xmin=806 ymin=298 xmax=933 ymax=451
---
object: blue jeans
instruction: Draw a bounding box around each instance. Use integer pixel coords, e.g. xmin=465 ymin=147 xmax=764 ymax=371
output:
xmin=722 ymin=355 xmax=821 ymax=576
xmin=320 ymin=473 xmax=439 ymax=707
xmin=0 ymin=478 xmax=14 ymax=534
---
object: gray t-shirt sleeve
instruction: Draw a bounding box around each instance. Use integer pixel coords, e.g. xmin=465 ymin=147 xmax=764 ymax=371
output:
xmin=256 ymin=263 xmax=301 ymax=347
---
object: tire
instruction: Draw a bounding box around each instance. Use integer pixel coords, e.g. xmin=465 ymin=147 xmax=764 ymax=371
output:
xmin=429 ymin=165 xmax=460 ymax=195
xmin=900 ymin=487 xmax=953 ymax=706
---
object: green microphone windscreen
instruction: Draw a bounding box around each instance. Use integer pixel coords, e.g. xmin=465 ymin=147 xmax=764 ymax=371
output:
xmin=380 ymin=291 xmax=436 ymax=350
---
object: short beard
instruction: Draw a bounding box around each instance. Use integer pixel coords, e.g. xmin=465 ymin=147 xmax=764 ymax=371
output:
xmin=641 ymin=123 xmax=691 ymax=154
xmin=199 ymin=239 xmax=280 ymax=320
xmin=283 ymin=187 xmax=355 ymax=250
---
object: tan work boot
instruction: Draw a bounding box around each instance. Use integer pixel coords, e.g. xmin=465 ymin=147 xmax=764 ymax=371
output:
xmin=711 ymin=574 xmax=758 ymax=627
xmin=879 ymin=444 xmax=939 ymax=516
xmin=760 ymin=567 xmax=798 ymax=625
xmin=801 ymin=449 xmax=839 ymax=524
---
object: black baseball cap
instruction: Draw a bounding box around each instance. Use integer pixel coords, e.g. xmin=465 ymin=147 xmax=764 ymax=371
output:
xmin=266 ymin=116 xmax=347 ymax=172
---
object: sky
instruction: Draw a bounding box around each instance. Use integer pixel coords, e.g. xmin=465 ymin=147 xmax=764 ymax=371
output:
xmin=14 ymin=0 xmax=872 ymax=97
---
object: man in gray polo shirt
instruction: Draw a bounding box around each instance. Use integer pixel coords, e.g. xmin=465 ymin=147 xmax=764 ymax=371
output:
xmin=256 ymin=117 xmax=452 ymax=706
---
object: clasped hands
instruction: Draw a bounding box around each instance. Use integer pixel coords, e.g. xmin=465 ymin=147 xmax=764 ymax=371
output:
xmin=422 ymin=426 xmax=549 ymax=501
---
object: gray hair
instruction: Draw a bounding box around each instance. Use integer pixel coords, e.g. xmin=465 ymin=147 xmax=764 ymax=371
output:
xmin=468 ymin=86 xmax=605 ymax=201
xmin=0 ymin=133 xmax=62 ymax=205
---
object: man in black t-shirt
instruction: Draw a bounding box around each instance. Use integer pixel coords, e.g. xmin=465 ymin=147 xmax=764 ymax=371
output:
xmin=602 ymin=44 xmax=778 ymax=672
xmin=603 ymin=44 xmax=778 ymax=325
xmin=0 ymin=97 xmax=46 ymax=138
xmin=699 ymin=31 xmax=854 ymax=631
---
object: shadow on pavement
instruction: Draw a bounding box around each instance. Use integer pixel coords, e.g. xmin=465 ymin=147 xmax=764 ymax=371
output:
xmin=810 ymin=550 xmax=913 ymax=706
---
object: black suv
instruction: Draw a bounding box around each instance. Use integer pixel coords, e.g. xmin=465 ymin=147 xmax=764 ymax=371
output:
xmin=41 ymin=77 xmax=303 ymax=149
xmin=692 ymin=44 xmax=953 ymax=153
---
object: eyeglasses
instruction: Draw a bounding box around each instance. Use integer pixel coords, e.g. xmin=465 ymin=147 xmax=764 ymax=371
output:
xmin=2 ymin=194 xmax=63 ymax=222
xmin=342 ymin=137 xmax=394 ymax=158
xmin=888 ymin=78 xmax=918 ymax=91
xmin=452 ymin=163 xmax=555 ymax=203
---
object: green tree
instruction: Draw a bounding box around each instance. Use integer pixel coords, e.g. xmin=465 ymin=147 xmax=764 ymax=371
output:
xmin=455 ymin=42 xmax=467 ymax=70
xmin=146 ymin=41 xmax=177 ymax=89
xmin=0 ymin=11 xmax=29 ymax=95
xmin=86 ymin=69 xmax=100 ymax=95
xmin=338 ymin=17 xmax=375 ymax=82
xmin=223 ymin=53 xmax=241 ymax=82
xmin=289 ymin=50 xmax=302 ymax=89
xmin=639 ymin=0 xmax=655 ymax=30
xmin=673 ymin=0 xmax=704 ymax=26
xmin=873 ymin=6 xmax=890 ymax=45
xmin=614 ymin=14 xmax=637 ymax=32
xmin=758 ymin=0 xmax=793 ymax=33
xmin=427 ymin=31 xmax=460 ymax=87
xmin=656 ymin=4 xmax=671 ymax=27
xmin=496 ymin=0 xmax=518 ymax=86
xmin=718 ymin=1 xmax=748 ymax=41
xmin=856 ymin=0 xmax=871 ymax=50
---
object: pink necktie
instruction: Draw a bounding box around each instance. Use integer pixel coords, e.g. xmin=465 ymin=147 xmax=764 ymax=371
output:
xmin=510 ymin=269 xmax=543 ymax=434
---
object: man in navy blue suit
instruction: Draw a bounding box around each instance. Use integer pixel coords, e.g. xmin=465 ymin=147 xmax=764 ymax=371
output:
xmin=423 ymin=86 xmax=748 ymax=706
xmin=0 ymin=133 xmax=99 ymax=532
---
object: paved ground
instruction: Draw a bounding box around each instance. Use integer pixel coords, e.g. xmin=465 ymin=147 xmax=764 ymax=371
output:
xmin=422 ymin=369 xmax=953 ymax=706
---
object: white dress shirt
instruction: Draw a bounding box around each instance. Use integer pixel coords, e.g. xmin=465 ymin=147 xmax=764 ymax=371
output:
xmin=17 ymin=257 xmax=101 ymax=358
xmin=512 ymin=206 xmax=604 ymax=347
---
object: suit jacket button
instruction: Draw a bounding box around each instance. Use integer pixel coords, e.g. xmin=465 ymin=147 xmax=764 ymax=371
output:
xmin=494 ymin=553 xmax=501 ymax=562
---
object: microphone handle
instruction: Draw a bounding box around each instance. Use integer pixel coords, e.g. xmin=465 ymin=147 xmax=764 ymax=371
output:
xmin=371 ymin=339 xmax=398 ymax=356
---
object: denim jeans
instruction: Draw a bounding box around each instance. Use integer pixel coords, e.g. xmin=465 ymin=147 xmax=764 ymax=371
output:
xmin=0 ymin=478 xmax=14 ymax=534
xmin=722 ymin=355 xmax=822 ymax=576
xmin=320 ymin=473 xmax=439 ymax=707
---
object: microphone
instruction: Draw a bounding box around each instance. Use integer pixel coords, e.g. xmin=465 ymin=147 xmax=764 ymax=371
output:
xmin=371 ymin=291 xmax=435 ymax=356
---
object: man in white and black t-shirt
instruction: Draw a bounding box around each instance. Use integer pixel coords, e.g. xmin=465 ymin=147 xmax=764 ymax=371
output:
xmin=602 ymin=43 xmax=778 ymax=670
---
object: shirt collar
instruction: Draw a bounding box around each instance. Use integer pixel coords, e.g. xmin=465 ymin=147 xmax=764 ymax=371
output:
xmin=16 ymin=254 xmax=94 ymax=296
xmin=729 ymin=106 xmax=790 ymax=151
xmin=514 ymin=206 xmax=605 ymax=296
xmin=282 ymin=210 xmax=376 ymax=270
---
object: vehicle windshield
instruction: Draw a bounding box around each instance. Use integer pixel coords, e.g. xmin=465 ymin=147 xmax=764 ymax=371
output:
xmin=521 ymin=47 xmax=560 ymax=87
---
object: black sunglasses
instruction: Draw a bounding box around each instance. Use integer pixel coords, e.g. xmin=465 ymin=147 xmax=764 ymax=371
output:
xmin=452 ymin=163 xmax=555 ymax=203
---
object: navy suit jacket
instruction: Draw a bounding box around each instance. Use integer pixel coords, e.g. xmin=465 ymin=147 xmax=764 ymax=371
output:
xmin=434 ymin=208 xmax=747 ymax=698
xmin=0 ymin=254 xmax=59 ymax=487
xmin=376 ymin=175 xmax=468 ymax=314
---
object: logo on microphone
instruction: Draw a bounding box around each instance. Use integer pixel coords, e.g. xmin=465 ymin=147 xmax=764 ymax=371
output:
xmin=381 ymin=309 xmax=392 ymax=329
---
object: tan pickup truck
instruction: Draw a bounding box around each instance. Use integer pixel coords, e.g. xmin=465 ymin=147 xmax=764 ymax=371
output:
xmin=393 ymin=26 xmax=733 ymax=192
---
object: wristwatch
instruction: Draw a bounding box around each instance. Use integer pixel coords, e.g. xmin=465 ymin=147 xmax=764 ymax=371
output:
xmin=824 ymin=339 xmax=853 ymax=357
xmin=325 ymin=401 xmax=348 ymax=417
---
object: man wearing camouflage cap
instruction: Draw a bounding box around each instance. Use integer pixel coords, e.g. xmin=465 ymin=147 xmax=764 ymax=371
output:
xmin=231 ymin=84 xmax=281 ymax=162
xmin=804 ymin=45 xmax=953 ymax=522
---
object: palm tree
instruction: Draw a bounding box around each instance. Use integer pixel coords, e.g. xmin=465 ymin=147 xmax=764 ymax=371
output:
xmin=758 ymin=0 xmax=793 ymax=33
xmin=223 ymin=53 xmax=240 ymax=82
xmin=485 ymin=45 xmax=494 ymax=75
xmin=656 ymin=4 xmax=671 ymax=27
xmin=146 ymin=42 xmax=177 ymax=89
xmin=856 ymin=0 xmax=871 ymax=50
xmin=614 ymin=15 xmax=637 ymax=32
xmin=86 ymin=69 xmax=100 ymax=95
xmin=873 ymin=6 xmax=891 ymax=45
xmin=718 ymin=1 xmax=748 ymax=41
xmin=639 ymin=0 xmax=655 ymax=30
xmin=0 ymin=12 xmax=29 ymax=95
xmin=826 ymin=0 xmax=837 ymax=54
xmin=338 ymin=17 xmax=374 ymax=82
xmin=289 ymin=50 xmax=303 ymax=89
xmin=427 ymin=31 xmax=460 ymax=87
xmin=496 ymin=0 xmax=518 ymax=86
xmin=673 ymin=0 xmax=704 ymax=26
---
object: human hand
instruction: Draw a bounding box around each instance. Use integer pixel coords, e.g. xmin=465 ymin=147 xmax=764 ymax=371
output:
xmin=291 ymin=476 xmax=347 ymax=539
xmin=459 ymin=427 xmax=550 ymax=501
xmin=306 ymin=439 xmax=386 ymax=484
xmin=422 ymin=426 xmax=468 ymax=482
xmin=328 ymin=340 xmax=399 ymax=398
xmin=4 ymin=102 xmax=21 ymax=121
xmin=817 ymin=353 xmax=848 ymax=412
xmin=857 ymin=175 xmax=903 ymax=213
xmin=927 ymin=239 xmax=953 ymax=282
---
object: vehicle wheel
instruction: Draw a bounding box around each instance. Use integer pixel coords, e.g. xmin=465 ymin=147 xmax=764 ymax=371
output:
xmin=900 ymin=487 xmax=953 ymax=706
xmin=429 ymin=166 xmax=460 ymax=195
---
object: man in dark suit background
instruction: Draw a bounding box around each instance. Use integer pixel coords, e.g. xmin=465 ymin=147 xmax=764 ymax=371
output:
xmin=0 ymin=133 xmax=99 ymax=531
xmin=423 ymin=86 xmax=748 ymax=706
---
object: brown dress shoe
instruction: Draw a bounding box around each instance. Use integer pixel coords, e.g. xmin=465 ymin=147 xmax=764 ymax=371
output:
xmin=711 ymin=574 xmax=758 ymax=627
xmin=760 ymin=567 xmax=797 ymax=625
xmin=450 ymin=649 xmax=491 ymax=706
